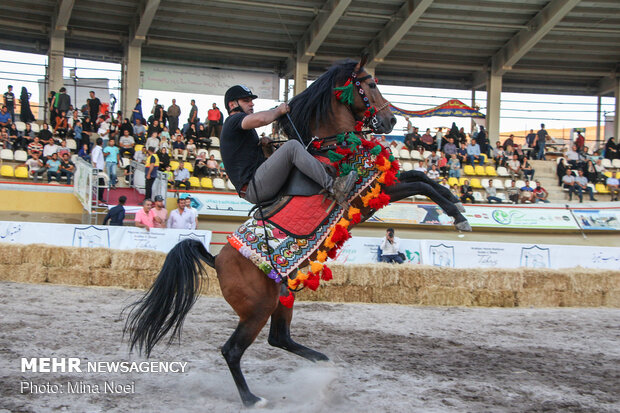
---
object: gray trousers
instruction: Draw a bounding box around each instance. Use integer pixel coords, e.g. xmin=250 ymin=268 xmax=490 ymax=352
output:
xmin=245 ymin=140 xmax=332 ymax=204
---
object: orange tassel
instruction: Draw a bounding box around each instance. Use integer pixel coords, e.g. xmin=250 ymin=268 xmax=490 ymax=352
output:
xmin=316 ymin=250 xmax=328 ymax=263
xmin=310 ymin=261 xmax=323 ymax=274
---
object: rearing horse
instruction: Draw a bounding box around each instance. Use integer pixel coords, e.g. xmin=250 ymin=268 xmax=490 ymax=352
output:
xmin=124 ymin=58 xmax=441 ymax=408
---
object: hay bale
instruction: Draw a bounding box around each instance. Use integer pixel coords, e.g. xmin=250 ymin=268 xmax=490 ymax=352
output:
xmin=604 ymin=290 xmax=620 ymax=307
xmin=518 ymin=290 xmax=567 ymax=307
xmin=418 ymin=286 xmax=473 ymax=306
xmin=110 ymin=250 xmax=166 ymax=271
xmin=0 ymin=244 xmax=23 ymax=265
xmin=81 ymin=248 xmax=113 ymax=268
xmin=0 ymin=263 xmax=48 ymax=284
xmin=562 ymin=291 xmax=605 ymax=307
xmin=473 ymin=289 xmax=517 ymax=307
xmin=342 ymin=263 xmax=400 ymax=287
xmin=523 ymin=271 xmax=571 ymax=291
xmin=371 ymin=285 xmax=418 ymax=305
xmin=46 ymin=266 xmax=90 ymax=286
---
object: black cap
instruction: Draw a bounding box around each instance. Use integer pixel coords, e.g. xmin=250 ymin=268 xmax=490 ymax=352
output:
xmin=224 ymin=85 xmax=257 ymax=113
xmin=154 ymin=195 xmax=164 ymax=201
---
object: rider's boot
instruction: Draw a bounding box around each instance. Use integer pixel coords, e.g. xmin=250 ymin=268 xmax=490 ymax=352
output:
xmin=331 ymin=171 xmax=358 ymax=204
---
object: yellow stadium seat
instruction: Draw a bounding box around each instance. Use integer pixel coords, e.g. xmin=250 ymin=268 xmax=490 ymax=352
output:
xmin=470 ymin=178 xmax=483 ymax=189
xmin=603 ymin=171 xmax=612 ymax=178
xmin=189 ymin=176 xmax=200 ymax=187
xmin=616 ymin=171 xmax=620 ymax=179
xmin=448 ymin=177 xmax=459 ymax=187
xmin=169 ymin=161 xmax=180 ymax=171
xmin=14 ymin=166 xmax=29 ymax=178
xmin=474 ymin=165 xmax=486 ymax=175
xmin=485 ymin=166 xmax=497 ymax=176
xmin=595 ymin=183 xmax=610 ymax=194
xmin=184 ymin=162 xmax=194 ymax=172
xmin=480 ymin=153 xmax=487 ymax=164
xmin=458 ymin=177 xmax=468 ymax=186
xmin=463 ymin=165 xmax=475 ymax=175
xmin=201 ymin=177 xmax=213 ymax=189
xmin=0 ymin=165 xmax=14 ymax=177
xmin=134 ymin=144 xmax=144 ymax=152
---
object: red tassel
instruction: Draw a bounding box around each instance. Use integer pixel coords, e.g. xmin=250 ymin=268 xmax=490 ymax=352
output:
xmin=383 ymin=170 xmax=397 ymax=186
xmin=364 ymin=110 xmax=371 ymax=118
xmin=331 ymin=224 xmax=351 ymax=244
xmin=321 ymin=266 xmax=333 ymax=281
xmin=304 ymin=272 xmax=320 ymax=291
xmin=335 ymin=146 xmax=353 ymax=156
xmin=350 ymin=212 xmax=361 ymax=225
xmin=327 ymin=248 xmax=338 ymax=259
xmin=375 ymin=155 xmax=387 ymax=167
xmin=390 ymin=159 xmax=400 ymax=173
xmin=312 ymin=140 xmax=323 ymax=149
xmin=361 ymin=139 xmax=375 ymax=149
xmin=368 ymin=192 xmax=391 ymax=209
xmin=279 ymin=293 xmax=295 ymax=308
xmin=354 ymin=121 xmax=364 ymax=132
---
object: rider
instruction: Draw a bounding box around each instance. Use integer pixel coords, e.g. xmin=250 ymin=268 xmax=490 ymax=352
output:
xmin=220 ymin=85 xmax=357 ymax=205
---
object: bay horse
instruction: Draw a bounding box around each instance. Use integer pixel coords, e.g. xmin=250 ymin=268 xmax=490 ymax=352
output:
xmin=124 ymin=57 xmax=397 ymax=407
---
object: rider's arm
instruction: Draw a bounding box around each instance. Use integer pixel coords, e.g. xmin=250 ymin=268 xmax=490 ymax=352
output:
xmin=241 ymin=104 xmax=288 ymax=130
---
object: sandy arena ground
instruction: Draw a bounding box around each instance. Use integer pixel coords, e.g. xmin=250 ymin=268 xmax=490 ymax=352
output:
xmin=1 ymin=281 xmax=619 ymax=413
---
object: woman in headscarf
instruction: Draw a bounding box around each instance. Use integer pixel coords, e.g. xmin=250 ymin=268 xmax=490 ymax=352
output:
xmin=131 ymin=98 xmax=143 ymax=125
xmin=19 ymin=87 xmax=35 ymax=123
xmin=604 ymin=137 xmax=617 ymax=160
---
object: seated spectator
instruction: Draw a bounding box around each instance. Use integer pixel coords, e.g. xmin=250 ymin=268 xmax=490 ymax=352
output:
xmin=0 ymin=128 xmax=11 ymax=149
xmin=521 ymin=157 xmax=535 ymax=180
xmin=566 ymin=144 xmax=584 ymax=169
xmin=450 ymin=184 xmax=460 ymax=199
xmin=448 ymin=154 xmax=461 ymax=178
xmin=427 ymin=164 xmax=440 ymax=181
xmin=39 ymin=122 xmax=53 ymax=142
xmin=57 ymin=140 xmax=70 ymax=158
xmin=54 ymin=111 xmax=68 ymax=139
xmin=45 ymin=153 xmax=62 ymax=183
xmin=506 ymin=180 xmax=520 ymax=204
xmin=562 ymin=169 xmax=582 ymax=202
xmin=172 ymin=135 xmax=187 ymax=161
xmin=403 ymin=132 xmax=415 ymax=151
xmin=507 ymin=154 xmax=522 ymax=179
xmin=103 ymin=195 xmax=126 ymax=226
xmin=502 ymin=134 xmax=514 ymax=151
xmin=459 ymin=180 xmax=475 ymax=203
xmin=456 ymin=142 xmax=468 ymax=165
xmin=186 ymin=138 xmax=197 ymax=160
xmin=8 ymin=123 xmax=25 ymax=150
xmin=134 ymin=199 xmax=154 ymax=231
xmin=23 ymin=153 xmax=46 ymax=181
xmin=185 ymin=123 xmax=197 ymax=141
xmin=163 ymin=165 xmax=174 ymax=185
xmin=158 ymin=147 xmax=171 ymax=170
xmin=120 ymin=118 xmax=134 ymax=137
xmin=0 ymin=105 xmax=11 ymax=128
xmin=134 ymin=146 xmax=147 ymax=164
xmin=437 ymin=152 xmax=448 ymax=176
xmin=492 ymin=141 xmax=506 ymax=167
xmin=119 ymin=129 xmax=135 ymax=157
xmin=173 ymin=163 xmax=191 ymax=189
xmin=160 ymin=126 xmax=171 ymax=140
xmin=533 ymin=181 xmax=550 ymax=203
xmin=575 ymin=169 xmax=597 ymax=202
xmin=147 ymin=119 xmax=162 ymax=137
xmin=442 ymin=137 xmax=457 ymax=157
xmin=466 ymin=139 xmax=482 ymax=165
xmin=109 ymin=120 xmax=119 ymax=140
xmin=519 ymin=180 xmax=535 ymax=203
xmin=584 ymin=159 xmax=600 ymax=184
xmin=606 ymin=175 xmax=619 ymax=201
xmin=194 ymin=152 xmax=209 ymax=178
xmin=206 ymin=154 xmax=219 ymax=177
xmin=146 ymin=132 xmax=160 ymax=151
xmin=59 ymin=152 xmax=75 ymax=185
xmin=78 ymin=143 xmax=90 ymax=162
xmin=514 ymin=144 xmax=526 ymax=162
xmin=42 ymin=140 xmax=59 ymax=162
xmin=420 ymin=128 xmax=435 ymax=151
xmin=485 ymin=179 xmax=502 ymax=203
xmin=427 ymin=150 xmax=440 ymax=167
xmin=439 ymin=177 xmax=450 ymax=190
xmin=133 ymin=118 xmax=146 ymax=144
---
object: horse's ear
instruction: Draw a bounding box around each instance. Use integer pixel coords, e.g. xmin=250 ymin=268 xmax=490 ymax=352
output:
xmin=354 ymin=53 xmax=369 ymax=73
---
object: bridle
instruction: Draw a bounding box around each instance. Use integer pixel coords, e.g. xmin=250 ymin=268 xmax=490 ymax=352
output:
xmin=346 ymin=70 xmax=391 ymax=132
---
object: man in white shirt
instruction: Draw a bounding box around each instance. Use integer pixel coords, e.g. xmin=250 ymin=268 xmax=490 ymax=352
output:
xmin=379 ymin=228 xmax=403 ymax=264
xmin=174 ymin=163 xmax=191 ymax=189
xmin=91 ymin=137 xmax=106 ymax=203
xmin=167 ymin=196 xmax=196 ymax=229
xmin=606 ymin=176 xmax=619 ymax=201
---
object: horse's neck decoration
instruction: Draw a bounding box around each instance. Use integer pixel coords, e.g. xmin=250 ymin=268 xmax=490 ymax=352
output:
xmin=227 ymin=65 xmax=399 ymax=309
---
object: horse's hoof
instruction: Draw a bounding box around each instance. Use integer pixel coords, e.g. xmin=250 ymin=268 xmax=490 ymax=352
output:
xmin=253 ymin=397 xmax=268 ymax=408
xmin=455 ymin=202 xmax=466 ymax=213
xmin=455 ymin=220 xmax=472 ymax=232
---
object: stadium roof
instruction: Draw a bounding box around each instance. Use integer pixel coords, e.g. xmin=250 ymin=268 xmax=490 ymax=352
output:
xmin=1 ymin=0 xmax=619 ymax=96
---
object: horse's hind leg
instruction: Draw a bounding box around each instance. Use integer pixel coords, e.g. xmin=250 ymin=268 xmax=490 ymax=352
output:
xmin=268 ymin=301 xmax=329 ymax=362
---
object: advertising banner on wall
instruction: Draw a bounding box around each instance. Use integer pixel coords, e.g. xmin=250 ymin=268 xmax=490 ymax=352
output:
xmin=0 ymin=221 xmax=211 ymax=253
xmin=333 ymin=237 xmax=422 ymax=264
xmin=141 ymin=63 xmax=279 ymax=99
xmin=573 ymin=209 xmax=620 ymax=230
xmin=182 ymin=192 xmax=253 ymax=217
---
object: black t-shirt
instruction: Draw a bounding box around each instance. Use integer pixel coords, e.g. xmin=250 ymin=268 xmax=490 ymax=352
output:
xmin=88 ymin=98 xmax=101 ymax=115
xmin=220 ymin=112 xmax=265 ymax=192
xmin=4 ymin=92 xmax=15 ymax=108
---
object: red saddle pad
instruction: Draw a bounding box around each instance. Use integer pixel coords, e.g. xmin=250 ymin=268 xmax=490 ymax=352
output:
xmin=266 ymin=194 xmax=336 ymax=238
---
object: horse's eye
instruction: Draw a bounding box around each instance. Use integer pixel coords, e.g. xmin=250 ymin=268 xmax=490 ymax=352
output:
xmin=369 ymin=83 xmax=377 ymax=89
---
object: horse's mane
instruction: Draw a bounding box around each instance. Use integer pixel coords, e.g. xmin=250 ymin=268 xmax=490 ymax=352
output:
xmin=277 ymin=59 xmax=358 ymax=145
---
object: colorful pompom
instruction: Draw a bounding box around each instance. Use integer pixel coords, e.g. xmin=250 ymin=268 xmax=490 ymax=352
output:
xmin=321 ymin=266 xmax=333 ymax=281
xmin=279 ymin=293 xmax=295 ymax=308
xmin=304 ymin=272 xmax=320 ymax=291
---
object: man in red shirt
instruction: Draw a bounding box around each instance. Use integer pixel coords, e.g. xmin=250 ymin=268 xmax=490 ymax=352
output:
xmin=206 ymin=103 xmax=223 ymax=138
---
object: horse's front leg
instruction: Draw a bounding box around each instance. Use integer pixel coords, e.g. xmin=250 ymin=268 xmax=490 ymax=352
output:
xmin=268 ymin=299 xmax=329 ymax=362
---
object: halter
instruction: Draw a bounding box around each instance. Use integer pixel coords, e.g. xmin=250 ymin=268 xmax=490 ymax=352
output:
xmin=334 ymin=70 xmax=390 ymax=132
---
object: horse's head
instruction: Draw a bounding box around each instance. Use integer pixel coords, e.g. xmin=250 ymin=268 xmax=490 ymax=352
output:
xmin=341 ymin=56 xmax=396 ymax=134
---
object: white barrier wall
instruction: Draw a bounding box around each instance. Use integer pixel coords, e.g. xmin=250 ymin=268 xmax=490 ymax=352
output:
xmin=0 ymin=221 xmax=211 ymax=253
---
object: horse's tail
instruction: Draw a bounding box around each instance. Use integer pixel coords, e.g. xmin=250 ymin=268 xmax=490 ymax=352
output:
xmin=123 ymin=239 xmax=216 ymax=357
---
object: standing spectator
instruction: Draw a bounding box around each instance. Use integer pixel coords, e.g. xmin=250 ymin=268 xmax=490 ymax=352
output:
xmin=151 ymin=98 xmax=164 ymax=124
xmin=182 ymin=196 xmax=198 ymax=229
xmin=91 ymin=137 xmax=106 ymax=202
xmin=172 ymin=135 xmax=187 ymax=160
xmin=134 ymin=199 xmax=154 ymax=231
xmin=103 ymin=195 xmax=126 ymax=226
xmin=167 ymin=99 xmax=181 ymax=134
xmin=506 ymin=180 xmax=520 ymax=204
xmin=206 ymin=103 xmax=223 ymax=137
xmin=606 ymin=175 xmax=619 ymax=201
xmin=525 ymin=129 xmax=536 ymax=158
xmin=533 ymin=181 xmax=550 ymax=203
xmin=475 ymin=126 xmax=486 ymax=151
xmin=144 ymin=146 xmax=159 ymax=201
xmin=59 ymin=153 xmax=75 ymax=185
xmin=151 ymin=195 xmax=168 ymax=228
xmin=97 ymin=116 xmax=110 ymax=146
xmin=535 ymin=123 xmax=549 ymax=160
xmin=485 ymin=179 xmax=502 ymax=203
xmin=73 ymin=120 xmax=84 ymax=149
xmin=466 ymin=138 xmax=481 ymax=166
xmin=459 ymin=180 xmax=475 ymax=203
xmin=119 ymin=129 xmax=135 ymax=158
xmin=132 ymin=98 xmax=143 ymax=125
xmin=19 ymin=87 xmax=35 ymax=123
xmin=188 ymin=99 xmax=198 ymax=129
xmin=87 ymin=91 xmax=101 ymax=128
xmin=575 ymin=170 xmax=597 ymax=202
xmin=45 ymin=153 xmax=62 ymax=183
xmin=379 ymin=228 xmax=403 ymax=264
xmin=48 ymin=91 xmax=58 ymax=127
xmin=103 ymin=139 xmax=121 ymax=188
xmin=173 ymin=162 xmax=191 ymax=189
xmin=3 ymin=85 xmax=15 ymax=122
xmin=56 ymin=87 xmax=71 ymax=115
xmin=519 ymin=180 xmax=535 ymax=203
xmin=167 ymin=197 xmax=195 ymax=229
xmin=562 ymin=169 xmax=581 ymax=202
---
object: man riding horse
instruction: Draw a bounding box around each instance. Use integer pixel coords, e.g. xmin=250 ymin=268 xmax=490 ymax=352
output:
xmin=220 ymin=85 xmax=357 ymax=206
